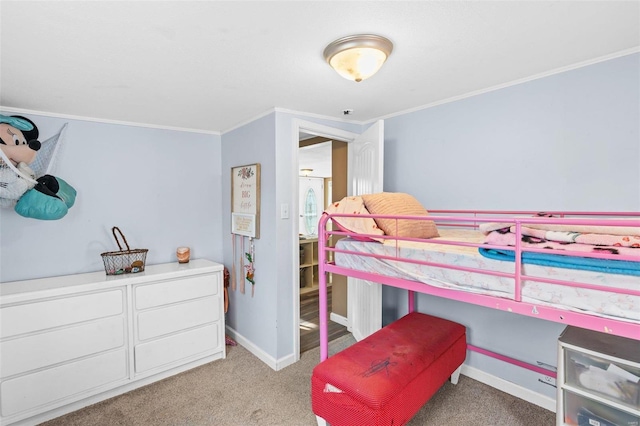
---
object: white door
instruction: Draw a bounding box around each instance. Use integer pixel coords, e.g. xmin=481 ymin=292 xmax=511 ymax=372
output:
xmin=347 ymin=120 xmax=384 ymax=341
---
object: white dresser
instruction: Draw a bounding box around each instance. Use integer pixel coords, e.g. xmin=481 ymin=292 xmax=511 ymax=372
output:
xmin=0 ymin=259 xmax=225 ymax=426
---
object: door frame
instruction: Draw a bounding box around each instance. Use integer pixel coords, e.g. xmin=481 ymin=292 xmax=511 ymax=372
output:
xmin=291 ymin=119 xmax=359 ymax=360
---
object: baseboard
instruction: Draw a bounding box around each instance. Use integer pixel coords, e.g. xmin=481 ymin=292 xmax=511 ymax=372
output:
xmin=225 ymin=325 xmax=297 ymax=371
xmin=460 ymin=364 xmax=556 ymax=412
xmin=329 ymin=312 xmax=348 ymax=327
xmin=226 ymin=326 xmax=556 ymax=411
xmin=275 ymin=352 xmax=298 ymax=371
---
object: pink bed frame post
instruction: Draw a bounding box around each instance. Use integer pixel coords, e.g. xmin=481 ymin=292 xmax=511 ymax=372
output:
xmin=514 ymin=221 xmax=522 ymax=302
xmin=408 ymin=290 xmax=415 ymax=313
xmin=318 ymin=214 xmax=329 ymax=361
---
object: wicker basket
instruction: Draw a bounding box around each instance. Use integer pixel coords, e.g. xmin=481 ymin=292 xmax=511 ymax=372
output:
xmin=100 ymin=227 xmax=148 ymax=275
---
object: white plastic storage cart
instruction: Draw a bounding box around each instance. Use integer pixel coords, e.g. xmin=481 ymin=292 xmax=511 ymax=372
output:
xmin=557 ymin=326 xmax=639 ymax=426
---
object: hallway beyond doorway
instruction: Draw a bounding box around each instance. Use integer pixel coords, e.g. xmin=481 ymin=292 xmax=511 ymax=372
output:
xmin=300 ymin=287 xmax=350 ymax=354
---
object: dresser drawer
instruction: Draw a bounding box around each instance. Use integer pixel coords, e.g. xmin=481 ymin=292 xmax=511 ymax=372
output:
xmin=137 ymin=296 xmax=218 ymax=341
xmin=134 ymin=274 xmax=219 ymax=310
xmin=0 ymin=348 xmax=128 ymax=417
xmin=1 ymin=316 xmax=126 ymax=379
xmin=1 ymin=289 xmax=124 ymax=338
xmin=135 ymin=323 xmax=220 ymax=374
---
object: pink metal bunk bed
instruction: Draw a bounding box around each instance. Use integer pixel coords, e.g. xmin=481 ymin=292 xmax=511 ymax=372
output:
xmin=316 ymin=210 xmax=640 ymax=379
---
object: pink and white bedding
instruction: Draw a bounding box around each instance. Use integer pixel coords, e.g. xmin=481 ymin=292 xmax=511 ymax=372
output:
xmin=318 ymin=205 xmax=640 ymax=364
xmin=319 ymin=197 xmax=640 ymax=350
xmin=334 ymin=228 xmax=640 ymax=323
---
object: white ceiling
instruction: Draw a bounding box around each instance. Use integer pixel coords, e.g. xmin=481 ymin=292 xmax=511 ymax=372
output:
xmin=1 ymin=1 xmax=639 ymax=134
xmin=299 ymin=141 xmax=332 ymax=178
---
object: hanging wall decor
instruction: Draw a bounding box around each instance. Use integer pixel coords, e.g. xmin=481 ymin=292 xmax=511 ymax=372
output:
xmin=231 ymin=163 xmax=260 ymax=238
xmin=231 ymin=163 xmax=260 ymax=295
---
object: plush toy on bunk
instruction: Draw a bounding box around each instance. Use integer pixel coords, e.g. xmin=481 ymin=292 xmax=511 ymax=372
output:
xmin=0 ymin=114 xmax=76 ymax=220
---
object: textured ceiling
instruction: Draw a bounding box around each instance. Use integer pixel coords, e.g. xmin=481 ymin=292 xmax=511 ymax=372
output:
xmin=1 ymin=1 xmax=638 ymax=134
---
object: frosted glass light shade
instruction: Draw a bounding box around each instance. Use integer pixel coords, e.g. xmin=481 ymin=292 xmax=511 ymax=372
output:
xmin=324 ymin=34 xmax=393 ymax=82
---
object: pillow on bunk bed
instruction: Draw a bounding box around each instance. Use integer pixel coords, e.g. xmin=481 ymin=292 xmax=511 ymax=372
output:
xmin=361 ymin=192 xmax=440 ymax=239
xmin=323 ymin=196 xmax=385 ymax=242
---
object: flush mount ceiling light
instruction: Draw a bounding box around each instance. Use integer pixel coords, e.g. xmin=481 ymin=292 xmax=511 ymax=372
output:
xmin=323 ymin=34 xmax=393 ymax=82
xmin=300 ymin=168 xmax=313 ymax=176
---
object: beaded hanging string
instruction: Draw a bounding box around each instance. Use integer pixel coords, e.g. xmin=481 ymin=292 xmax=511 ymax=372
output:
xmin=231 ymin=234 xmax=237 ymax=291
xmin=240 ymin=237 xmax=246 ymax=294
xmin=245 ymin=237 xmax=256 ymax=297
xmin=231 ymin=235 xmax=256 ymax=296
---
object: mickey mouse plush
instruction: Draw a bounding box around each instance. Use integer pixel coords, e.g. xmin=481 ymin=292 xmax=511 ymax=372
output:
xmin=0 ymin=114 xmax=41 ymax=159
xmin=0 ymin=115 xmax=41 ymax=206
xmin=0 ymin=114 xmax=76 ymax=220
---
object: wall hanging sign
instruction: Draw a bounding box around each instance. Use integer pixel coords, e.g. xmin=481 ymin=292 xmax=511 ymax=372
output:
xmin=231 ymin=163 xmax=260 ymax=296
xmin=231 ymin=163 xmax=260 ymax=238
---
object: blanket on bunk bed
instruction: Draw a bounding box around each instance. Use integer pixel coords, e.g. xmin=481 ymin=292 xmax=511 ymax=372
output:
xmin=479 ymin=223 xmax=640 ymax=276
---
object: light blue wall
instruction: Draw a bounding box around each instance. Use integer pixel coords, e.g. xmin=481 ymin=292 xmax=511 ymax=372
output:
xmin=0 ymin=113 xmax=223 ymax=282
xmin=382 ymin=53 xmax=640 ymax=398
xmin=221 ymin=113 xmax=279 ymax=356
xmin=221 ymin=110 xmax=362 ymax=361
xmin=385 ymin=53 xmax=640 ymax=211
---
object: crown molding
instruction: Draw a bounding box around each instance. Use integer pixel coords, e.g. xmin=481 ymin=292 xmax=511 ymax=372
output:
xmin=0 ymin=106 xmax=221 ymax=136
xmin=374 ymin=47 xmax=640 ymax=123
xmin=221 ymin=107 xmax=364 ymax=135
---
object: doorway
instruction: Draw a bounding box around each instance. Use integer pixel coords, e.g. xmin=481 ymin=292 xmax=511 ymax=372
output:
xmin=291 ymin=118 xmax=384 ymax=361
xmin=298 ymin=137 xmax=349 ymax=354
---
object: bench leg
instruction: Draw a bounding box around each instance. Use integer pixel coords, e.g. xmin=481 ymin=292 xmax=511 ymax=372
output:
xmin=450 ymin=365 xmax=462 ymax=385
xmin=316 ymin=415 xmax=329 ymax=426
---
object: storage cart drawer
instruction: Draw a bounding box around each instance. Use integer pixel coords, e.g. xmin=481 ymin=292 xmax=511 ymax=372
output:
xmin=565 ymin=348 xmax=640 ymax=410
xmin=563 ymin=391 xmax=640 ymax=426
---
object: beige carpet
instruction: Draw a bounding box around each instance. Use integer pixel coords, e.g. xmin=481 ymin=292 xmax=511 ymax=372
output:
xmin=43 ymin=335 xmax=555 ymax=426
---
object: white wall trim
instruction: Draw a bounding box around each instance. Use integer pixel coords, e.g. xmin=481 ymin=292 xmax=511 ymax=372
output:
xmin=0 ymin=106 xmax=221 ymax=135
xmin=222 ymin=107 xmax=364 ymax=135
xmin=276 ymin=352 xmax=298 ymax=371
xmin=373 ymin=47 xmax=640 ymax=124
xmin=225 ymin=325 xmax=297 ymax=371
xmin=293 ymin=119 xmax=358 ymax=142
xmin=275 ymin=107 xmax=363 ymax=125
xmin=330 ymin=312 xmax=348 ymax=327
xmin=460 ymin=364 xmax=556 ymax=412
xmin=221 ymin=108 xmax=278 ymax=135
xmin=225 ymin=326 xmax=277 ymax=370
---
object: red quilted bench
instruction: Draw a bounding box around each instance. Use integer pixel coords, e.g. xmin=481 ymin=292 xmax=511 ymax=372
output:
xmin=311 ymin=312 xmax=466 ymax=426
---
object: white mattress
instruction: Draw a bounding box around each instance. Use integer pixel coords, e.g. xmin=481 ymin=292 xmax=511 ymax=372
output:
xmin=334 ymin=229 xmax=640 ymax=322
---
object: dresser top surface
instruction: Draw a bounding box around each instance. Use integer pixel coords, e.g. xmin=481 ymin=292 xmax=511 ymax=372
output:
xmin=1 ymin=259 xmax=223 ymax=301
